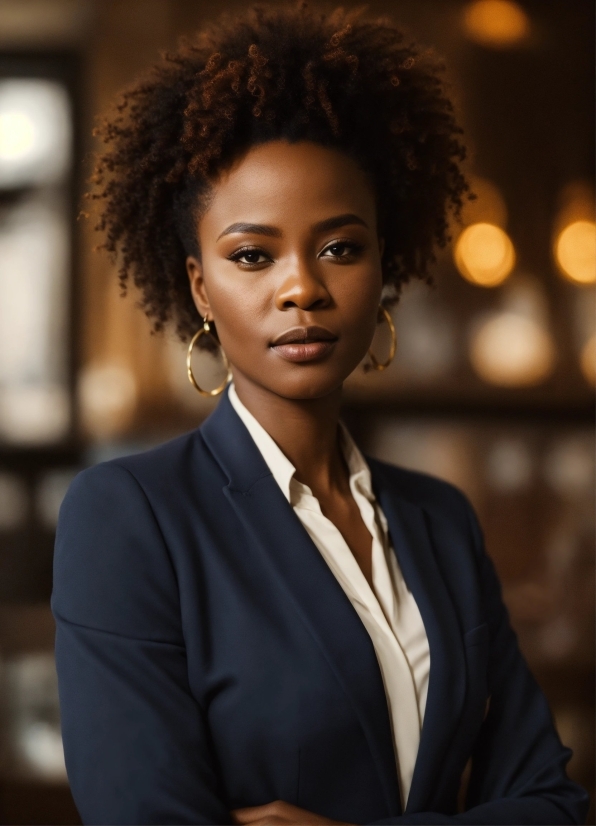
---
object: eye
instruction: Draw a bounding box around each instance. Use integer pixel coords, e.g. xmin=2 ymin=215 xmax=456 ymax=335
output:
xmin=320 ymin=240 xmax=364 ymax=261
xmin=228 ymin=247 xmax=271 ymax=266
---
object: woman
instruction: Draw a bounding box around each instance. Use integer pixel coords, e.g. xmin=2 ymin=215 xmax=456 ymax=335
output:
xmin=51 ymin=5 xmax=589 ymax=825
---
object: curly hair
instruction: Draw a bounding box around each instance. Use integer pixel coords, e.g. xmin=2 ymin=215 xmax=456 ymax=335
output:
xmin=89 ymin=1 xmax=470 ymax=344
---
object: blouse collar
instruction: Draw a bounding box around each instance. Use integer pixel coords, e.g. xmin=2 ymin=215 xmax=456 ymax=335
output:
xmin=228 ymin=382 xmax=374 ymax=504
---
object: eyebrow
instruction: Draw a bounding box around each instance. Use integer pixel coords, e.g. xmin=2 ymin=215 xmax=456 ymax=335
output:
xmin=216 ymin=213 xmax=368 ymax=241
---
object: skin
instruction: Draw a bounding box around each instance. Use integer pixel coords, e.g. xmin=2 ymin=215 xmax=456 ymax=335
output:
xmin=186 ymin=139 xmax=387 ymax=826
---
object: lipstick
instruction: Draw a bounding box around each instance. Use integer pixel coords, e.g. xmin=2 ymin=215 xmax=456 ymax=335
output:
xmin=270 ymin=326 xmax=338 ymax=363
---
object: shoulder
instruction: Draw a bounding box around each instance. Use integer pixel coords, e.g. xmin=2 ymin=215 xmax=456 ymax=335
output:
xmin=52 ymin=431 xmax=211 ymax=639
xmin=367 ymin=457 xmax=491 ymax=618
xmin=92 ymin=426 xmax=211 ymax=485
xmin=366 ymin=454 xmax=477 ymax=534
xmin=62 ymin=425 xmax=220 ymax=510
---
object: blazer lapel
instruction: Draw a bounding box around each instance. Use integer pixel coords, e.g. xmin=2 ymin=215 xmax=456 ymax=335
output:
xmin=369 ymin=459 xmax=467 ymax=814
xmin=200 ymin=391 xmax=402 ymax=817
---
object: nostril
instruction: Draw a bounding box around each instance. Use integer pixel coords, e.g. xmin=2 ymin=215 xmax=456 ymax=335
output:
xmin=274 ymin=274 xmax=332 ymax=312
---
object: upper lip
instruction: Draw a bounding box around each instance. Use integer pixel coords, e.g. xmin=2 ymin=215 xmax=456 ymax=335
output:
xmin=271 ymin=326 xmax=338 ymax=346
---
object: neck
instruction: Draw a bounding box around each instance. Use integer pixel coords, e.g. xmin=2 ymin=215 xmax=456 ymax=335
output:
xmin=231 ymin=371 xmax=349 ymax=497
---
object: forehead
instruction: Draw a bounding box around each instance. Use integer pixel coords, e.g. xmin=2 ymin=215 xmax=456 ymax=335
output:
xmin=201 ymin=140 xmax=377 ymax=231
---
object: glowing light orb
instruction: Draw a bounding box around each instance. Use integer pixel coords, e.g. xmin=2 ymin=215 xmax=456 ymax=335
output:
xmin=0 ymin=79 xmax=71 ymax=187
xmin=470 ymin=312 xmax=555 ymax=386
xmin=555 ymin=220 xmax=596 ymax=285
xmin=454 ymin=222 xmax=515 ymax=287
xmin=463 ymin=0 xmax=530 ymax=48
xmin=0 ymin=111 xmax=36 ymax=161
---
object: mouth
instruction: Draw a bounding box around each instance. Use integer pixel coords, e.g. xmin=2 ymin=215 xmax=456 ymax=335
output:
xmin=270 ymin=325 xmax=338 ymax=363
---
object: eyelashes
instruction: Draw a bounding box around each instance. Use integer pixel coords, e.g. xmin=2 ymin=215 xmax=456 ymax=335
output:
xmin=227 ymin=247 xmax=270 ymax=266
xmin=227 ymin=239 xmax=365 ymax=268
xmin=320 ymin=240 xmax=365 ymax=260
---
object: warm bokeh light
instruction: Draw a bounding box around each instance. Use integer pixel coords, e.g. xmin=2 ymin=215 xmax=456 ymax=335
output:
xmin=0 ymin=79 xmax=71 ymax=187
xmin=554 ymin=220 xmax=596 ymax=285
xmin=580 ymin=334 xmax=595 ymax=385
xmin=0 ymin=385 xmax=70 ymax=444
xmin=463 ymin=0 xmax=530 ymax=48
xmin=0 ymin=110 xmax=36 ymax=161
xmin=470 ymin=312 xmax=555 ymax=386
xmin=485 ymin=438 xmax=533 ymax=492
xmin=78 ymin=362 xmax=137 ymax=439
xmin=544 ymin=436 xmax=595 ymax=498
xmin=454 ymin=222 xmax=516 ymax=287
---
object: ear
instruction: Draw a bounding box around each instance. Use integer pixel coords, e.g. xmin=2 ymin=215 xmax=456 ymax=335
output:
xmin=186 ymin=256 xmax=210 ymax=320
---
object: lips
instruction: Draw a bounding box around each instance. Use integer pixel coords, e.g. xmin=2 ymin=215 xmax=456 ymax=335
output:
xmin=270 ymin=326 xmax=338 ymax=363
xmin=271 ymin=326 xmax=337 ymax=346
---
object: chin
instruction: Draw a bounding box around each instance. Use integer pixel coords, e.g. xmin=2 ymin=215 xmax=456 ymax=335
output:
xmin=266 ymin=368 xmax=349 ymax=401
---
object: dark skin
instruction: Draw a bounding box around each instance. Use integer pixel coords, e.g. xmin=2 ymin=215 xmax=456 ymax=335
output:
xmin=186 ymin=139 xmax=386 ymax=826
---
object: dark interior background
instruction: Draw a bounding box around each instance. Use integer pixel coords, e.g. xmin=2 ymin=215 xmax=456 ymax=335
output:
xmin=0 ymin=1 xmax=593 ymax=823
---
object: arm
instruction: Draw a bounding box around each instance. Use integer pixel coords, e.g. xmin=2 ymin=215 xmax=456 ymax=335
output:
xmin=52 ymin=462 xmax=230 ymax=825
xmin=370 ymin=498 xmax=590 ymax=825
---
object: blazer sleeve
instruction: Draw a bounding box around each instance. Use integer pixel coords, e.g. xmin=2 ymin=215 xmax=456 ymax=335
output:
xmin=371 ymin=495 xmax=590 ymax=826
xmin=51 ymin=462 xmax=231 ymax=826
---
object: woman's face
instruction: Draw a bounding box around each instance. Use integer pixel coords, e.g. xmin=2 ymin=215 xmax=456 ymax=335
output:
xmin=187 ymin=140 xmax=384 ymax=400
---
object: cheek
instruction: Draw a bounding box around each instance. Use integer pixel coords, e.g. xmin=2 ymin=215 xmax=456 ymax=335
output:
xmin=335 ymin=264 xmax=383 ymax=337
xmin=202 ymin=265 xmax=267 ymax=350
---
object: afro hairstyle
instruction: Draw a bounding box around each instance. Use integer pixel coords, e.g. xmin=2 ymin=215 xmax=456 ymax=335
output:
xmin=89 ymin=2 xmax=471 ymax=344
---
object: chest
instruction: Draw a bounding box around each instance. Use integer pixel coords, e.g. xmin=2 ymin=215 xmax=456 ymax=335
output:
xmin=158 ymin=474 xmax=491 ymax=816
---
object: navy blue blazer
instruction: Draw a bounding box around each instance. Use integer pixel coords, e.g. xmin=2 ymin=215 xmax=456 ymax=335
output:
xmin=52 ymin=388 xmax=589 ymax=825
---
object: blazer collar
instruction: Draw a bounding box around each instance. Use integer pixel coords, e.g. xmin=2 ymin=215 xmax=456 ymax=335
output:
xmin=200 ymin=390 xmax=402 ymax=816
xmin=200 ymin=386 xmax=273 ymax=491
xmin=227 ymin=381 xmax=381 ymax=506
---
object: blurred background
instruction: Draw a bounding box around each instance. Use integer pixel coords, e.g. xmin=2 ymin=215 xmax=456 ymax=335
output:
xmin=0 ymin=0 xmax=593 ymax=822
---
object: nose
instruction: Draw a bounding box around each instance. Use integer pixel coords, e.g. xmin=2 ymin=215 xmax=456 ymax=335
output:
xmin=274 ymin=257 xmax=332 ymax=312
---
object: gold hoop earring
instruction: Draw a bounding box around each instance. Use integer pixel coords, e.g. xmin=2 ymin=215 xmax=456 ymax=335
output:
xmin=186 ymin=317 xmax=232 ymax=396
xmin=365 ymin=305 xmax=397 ymax=372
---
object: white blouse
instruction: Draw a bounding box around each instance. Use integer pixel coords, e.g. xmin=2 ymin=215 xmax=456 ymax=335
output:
xmin=228 ymin=383 xmax=430 ymax=808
